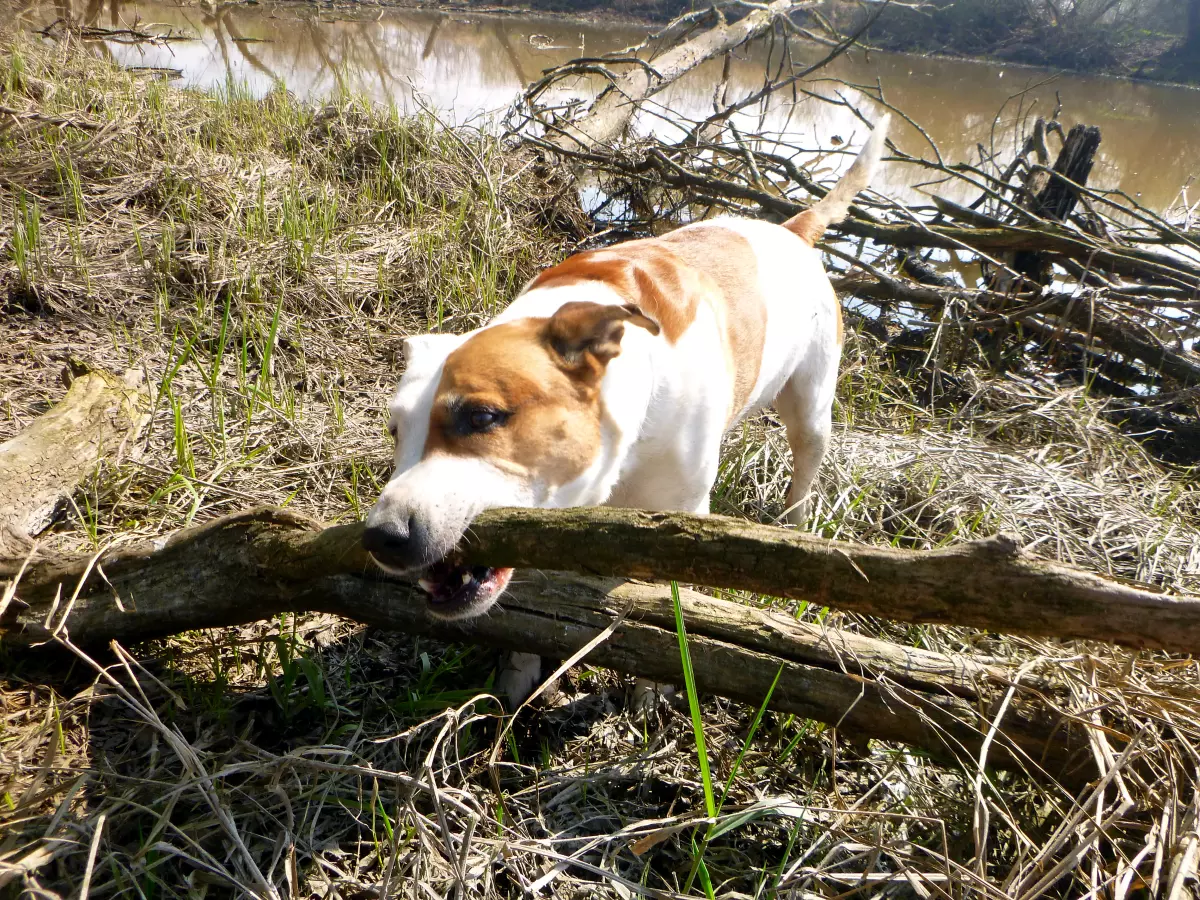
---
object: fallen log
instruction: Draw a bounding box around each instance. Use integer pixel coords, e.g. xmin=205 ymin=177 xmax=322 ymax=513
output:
xmin=0 ymin=368 xmax=149 ymax=556
xmin=8 ymin=504 xmax=1198 ymax=653
xmin=0 ymin=508 xmax=1090 ymax=778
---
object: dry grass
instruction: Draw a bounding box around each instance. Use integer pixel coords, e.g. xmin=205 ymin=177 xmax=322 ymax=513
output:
xmin=3 ymin=32 xmax=1200 ymax=900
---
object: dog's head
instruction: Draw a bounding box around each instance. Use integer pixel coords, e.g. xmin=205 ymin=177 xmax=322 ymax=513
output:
xmin=363 ymin=301 xmax=659 ymax=619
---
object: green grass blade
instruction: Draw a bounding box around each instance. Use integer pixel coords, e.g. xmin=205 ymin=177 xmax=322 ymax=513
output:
xmin=671 ymin=580 xmax=715 ymax=819
xmin=716 ymin=663 xmax=783 ymax=817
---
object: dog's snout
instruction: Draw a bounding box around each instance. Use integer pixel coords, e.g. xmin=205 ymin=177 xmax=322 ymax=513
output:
xmin=362 ymin=513 xmax=429 ymax=571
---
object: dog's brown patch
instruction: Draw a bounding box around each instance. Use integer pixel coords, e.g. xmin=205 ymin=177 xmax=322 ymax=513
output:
xmin=530 ymin=226 xmax=767 ymax=421
xmin=658 ymin=225 xmax=766 ymax=418
xmin=783 ymin=209 xmax=825 ymax=247
xmin=545 ymin=301 xmax=661 ymax=372
xmin=425 ymin=307 xmax=655 ymax=486
xmin=530 ymin=242 xmax=700 ymax=343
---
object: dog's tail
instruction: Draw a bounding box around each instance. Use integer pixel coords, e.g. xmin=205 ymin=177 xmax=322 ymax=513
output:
xmin=783 ymin=113 xmax=890 ymax=246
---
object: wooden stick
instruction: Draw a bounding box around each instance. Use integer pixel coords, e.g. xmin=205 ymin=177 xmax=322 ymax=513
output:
xmin=8 ymin=503 xmax=1199 ymax=653
xmin=441 ymin=508 xmax=1200 ymax=655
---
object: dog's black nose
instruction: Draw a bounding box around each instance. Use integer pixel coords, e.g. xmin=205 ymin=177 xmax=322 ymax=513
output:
xmin=362 ymin=516 xmax=422 ymax=570
xmin=362 ymin=517 xmax=408 ymax=553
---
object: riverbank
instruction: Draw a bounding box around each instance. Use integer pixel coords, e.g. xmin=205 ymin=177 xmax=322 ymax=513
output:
xmin=19 ymin=0 xmax=1199 ymax=214
xmin=837 ymin=0 xmax=1200 ymax=86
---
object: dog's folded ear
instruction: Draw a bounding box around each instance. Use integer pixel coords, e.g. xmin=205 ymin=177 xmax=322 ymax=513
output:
xmin=545 ymin=302 xmax=660 ymax=374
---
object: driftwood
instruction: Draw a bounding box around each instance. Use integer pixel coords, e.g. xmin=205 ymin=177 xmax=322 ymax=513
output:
xmin=0 ymin=508 xmax=1093 ymax=778
xmin=0 ymin=368 xmax=148 ymax=556
xmin=535 ymin=0 xmax=814 ymax=151
xmin=831 ymin=272 xmax=1200 ymax=387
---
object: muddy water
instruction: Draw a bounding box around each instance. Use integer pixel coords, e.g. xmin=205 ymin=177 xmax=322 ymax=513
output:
xmin=16 ymin=0 xmax=1200 ymax=214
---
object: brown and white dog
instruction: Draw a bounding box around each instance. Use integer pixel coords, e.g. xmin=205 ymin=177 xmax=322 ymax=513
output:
xmin=364 ymin=115 xmax=890 ymax=703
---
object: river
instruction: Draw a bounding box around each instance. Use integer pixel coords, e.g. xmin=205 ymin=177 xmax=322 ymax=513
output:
xmin=14 ymin=0 xmax=1200 ymax=216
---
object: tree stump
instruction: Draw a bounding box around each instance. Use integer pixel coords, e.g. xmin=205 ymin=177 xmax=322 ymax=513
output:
xmin=1011 ymin=123 xmax=1102 ymax=285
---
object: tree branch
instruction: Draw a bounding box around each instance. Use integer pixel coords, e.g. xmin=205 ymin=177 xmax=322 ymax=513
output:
xmin=0 ymin=508 xmax=1093 ymax=779
xmin=543 ymin=1 xmax=815 ymax=151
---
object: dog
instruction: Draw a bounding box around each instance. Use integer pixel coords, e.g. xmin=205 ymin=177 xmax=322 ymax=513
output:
xmin=363 ymin=114 xmax=890 ymax=706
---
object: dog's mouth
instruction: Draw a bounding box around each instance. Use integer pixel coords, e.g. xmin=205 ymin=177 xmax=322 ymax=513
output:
xmin=416 ymin=560 xmax=514 ymax=620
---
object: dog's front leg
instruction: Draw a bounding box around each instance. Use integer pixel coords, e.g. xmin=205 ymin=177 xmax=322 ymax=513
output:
xmin=496 ymin=651 xmax=543 ymax=710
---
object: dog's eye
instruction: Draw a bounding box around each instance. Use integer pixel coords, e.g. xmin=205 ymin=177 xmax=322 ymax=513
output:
xmin=387 ymin=423 xmax=398 ymax=439
xmin=465 ymin=408 xmax=506 ymax=433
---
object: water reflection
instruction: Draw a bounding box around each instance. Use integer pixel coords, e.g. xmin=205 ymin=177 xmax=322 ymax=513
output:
xmin=12 ymin=0 xmax=1199 ymax=213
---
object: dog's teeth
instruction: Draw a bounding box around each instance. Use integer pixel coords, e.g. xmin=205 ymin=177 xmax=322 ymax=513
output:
xmin=461 ymin=571 xmax=473 ymax=586
xmin=418 ymin=577 xmax=436 ymax=593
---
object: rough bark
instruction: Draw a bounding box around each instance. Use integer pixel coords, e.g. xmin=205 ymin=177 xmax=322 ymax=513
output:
xmin=7 ymin=506 xmax=1199 ymax=654
xmin=0 ymin=509 xmax=1092 ymax=778
xmin=0 ymin=369 xmax=149 ymax=556
xmin=548 ymin=1 xmax=813 ymax=151
xmin=445 ymin=508 xmax=1198 ymax=654
xmin=1028 ymin=125 xmax=1102 ymax=223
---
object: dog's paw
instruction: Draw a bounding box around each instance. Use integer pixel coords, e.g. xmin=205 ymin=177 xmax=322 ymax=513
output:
xmin=630 ymin=678 xmax=677 ymax=726
xmin=784 ymin=492 xmax=814 ymax=528
xmin=496 ymin=651 xmax=543 ymax=710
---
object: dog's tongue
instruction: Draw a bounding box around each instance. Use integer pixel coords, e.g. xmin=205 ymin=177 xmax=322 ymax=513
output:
xmin=418 ymin=561 xmax=502 ymax=602
xmin=415 ymin=561 xmax=514 ymax=618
